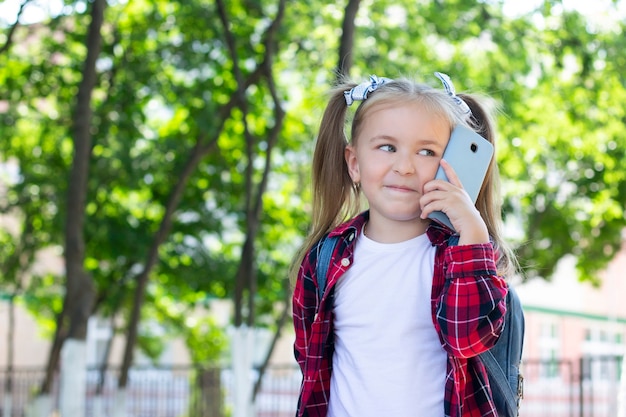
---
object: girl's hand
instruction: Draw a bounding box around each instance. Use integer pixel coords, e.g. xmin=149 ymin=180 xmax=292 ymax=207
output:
xmin=420 ymin=159 xmax=489 ymax=245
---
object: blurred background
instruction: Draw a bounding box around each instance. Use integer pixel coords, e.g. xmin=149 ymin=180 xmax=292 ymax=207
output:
xmin=0 ymin=0 xmax=625 ymax=416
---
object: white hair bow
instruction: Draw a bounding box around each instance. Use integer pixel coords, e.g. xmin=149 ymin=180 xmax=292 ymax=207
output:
xmin=434 ymin=72 xmax=472 ymax=116
xmin=344 ymin=75 xmax=392 ymax=106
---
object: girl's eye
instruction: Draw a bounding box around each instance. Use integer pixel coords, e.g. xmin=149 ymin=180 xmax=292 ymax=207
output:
xmin=379 ymin=144 xmax=396 ymax=152
xmin=418 ymin=149 xmax=435 ymax=156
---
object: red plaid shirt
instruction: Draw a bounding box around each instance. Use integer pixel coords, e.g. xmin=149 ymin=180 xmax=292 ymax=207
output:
xmin=292 ymin=212 xmax=508 ymax=417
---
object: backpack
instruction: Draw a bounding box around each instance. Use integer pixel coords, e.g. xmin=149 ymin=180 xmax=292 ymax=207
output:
xmin=315 ymin=233 xmax=525 ymax=417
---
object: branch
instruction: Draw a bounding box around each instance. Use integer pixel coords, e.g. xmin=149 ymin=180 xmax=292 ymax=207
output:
xmin=249 ymin=0 xmax=286 ymax=247
xmin=119 ymin=134 xmax=216 ymax=388
xmin=216 ymin=0 xmax=256 ymax=327
xmin=0 ymin=0 xmax=32 ymax=55
xmin=0 ymin=212 xmax=35 ymax=283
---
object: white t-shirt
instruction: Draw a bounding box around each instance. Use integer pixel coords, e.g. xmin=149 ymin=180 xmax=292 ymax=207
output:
xmin=328 ymin=232 xmax=447 ymax=417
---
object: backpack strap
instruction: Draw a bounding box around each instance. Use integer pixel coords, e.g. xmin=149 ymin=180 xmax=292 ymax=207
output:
xmin=478 ymin=289 xmax=523 ymax=417
xmin=315 ymin=234 xmax=339 ymax=300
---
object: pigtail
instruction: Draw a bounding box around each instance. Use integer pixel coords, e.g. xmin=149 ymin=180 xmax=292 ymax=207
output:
xmin=289 ymin=83 xmax=361 ymax=284
xmin=459 ymin=93 xmax=519 ymax=278
xmin=312 ymin=84 xmax=360 ymax=235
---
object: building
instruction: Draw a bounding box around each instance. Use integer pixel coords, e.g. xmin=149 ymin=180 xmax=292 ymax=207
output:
xmin=517 ymin=244 xmax=626 ymax=365
xmin=515 ymin=239 xmax=626 ymax=416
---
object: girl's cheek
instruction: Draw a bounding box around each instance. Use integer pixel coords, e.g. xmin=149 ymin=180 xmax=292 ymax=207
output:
xmin=421 ymin=162 xmax=440 ymax=180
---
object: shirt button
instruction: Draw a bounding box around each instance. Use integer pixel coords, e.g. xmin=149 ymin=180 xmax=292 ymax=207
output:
xmin=341 ymin=258 xmax=350 ymax=267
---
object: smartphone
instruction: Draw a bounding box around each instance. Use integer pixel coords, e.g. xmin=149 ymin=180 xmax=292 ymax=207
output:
xmin=427 ymin=124 xmax=494 ymax=231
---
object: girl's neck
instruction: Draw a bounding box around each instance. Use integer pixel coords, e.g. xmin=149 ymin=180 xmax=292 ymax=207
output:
xmin=363 ymin=217 xmax=429 ymax=244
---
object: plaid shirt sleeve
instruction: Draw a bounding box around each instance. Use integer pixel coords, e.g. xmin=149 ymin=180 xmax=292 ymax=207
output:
xmin=429 ymin=235 xmax=508 ymax=417
xmin=434 ymin=243 xmax=508 ymax=358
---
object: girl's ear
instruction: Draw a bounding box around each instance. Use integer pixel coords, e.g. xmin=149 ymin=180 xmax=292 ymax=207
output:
xmin=345 ymin=145 xmax=360 ymax=183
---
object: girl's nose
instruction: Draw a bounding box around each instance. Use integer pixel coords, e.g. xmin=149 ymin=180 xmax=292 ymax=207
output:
xmin=393 ymin=153 xmax=416 ymax=175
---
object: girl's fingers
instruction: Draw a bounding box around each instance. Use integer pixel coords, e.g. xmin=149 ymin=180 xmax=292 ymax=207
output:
xmin=439 ymin=159 xmax=463 ymax=188
xmin=422 ymin=160 xmax=462 ymax=194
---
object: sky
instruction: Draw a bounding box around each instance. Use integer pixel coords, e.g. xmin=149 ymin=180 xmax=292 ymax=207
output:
xmin=503 ymin=0 xmax=625 ymax=16
xmin=503 ymin=0 xmax=626 ymax=30
xmin=1 ymin=0 xmax=67 ymax=25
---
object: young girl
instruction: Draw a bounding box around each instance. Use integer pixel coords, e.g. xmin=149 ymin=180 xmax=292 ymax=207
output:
xmin=291 ymin=73 xmax=517 ymax=417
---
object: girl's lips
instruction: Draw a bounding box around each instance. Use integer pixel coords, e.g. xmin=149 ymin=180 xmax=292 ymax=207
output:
xmin=386 ymin=185 xmax=416 ymax=192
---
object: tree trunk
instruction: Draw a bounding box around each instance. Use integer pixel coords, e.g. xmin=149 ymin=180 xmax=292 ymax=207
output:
xmin=39 ymin=311 xmax=67 ymax=394
xmin=232 ymin=326 xmax=254 ymax=417
xmin=38 ymin=1 xmax=106 ymax=416
xmin=196 ymin=368 xmax=223 ymax=417
xmin=93 ymin=315 xmax=115 ymax=417
xmin=215 ymin=2 xmax=287 ymax=415
xmin=336 ymin=0 xmax=361 ymax=79
xmin=117 ymin=141 xmax=213 ymax=391
xmin=59 ymin=340 xmax=88 ymax=417
xmin=252 ymin=290 xmax=290 ymax=400
xmin=244 ymin=0 xmax=360 ymax=406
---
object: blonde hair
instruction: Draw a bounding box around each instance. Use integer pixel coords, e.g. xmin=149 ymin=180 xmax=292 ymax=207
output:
xmin=289 ymin=77 xmax=517 ymax=282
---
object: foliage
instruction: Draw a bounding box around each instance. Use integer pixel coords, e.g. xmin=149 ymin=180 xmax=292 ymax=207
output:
xmin=0 ymin=0 xmax=625 ymax=368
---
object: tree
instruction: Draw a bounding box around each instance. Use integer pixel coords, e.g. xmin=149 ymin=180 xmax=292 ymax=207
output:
xmin=3 ymin=0 xmax=305 ymax=415
xmin=43 ymin=1 xmax=106 ymax=416
xmin=1 ymin=1 xmax=626 ymax=416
